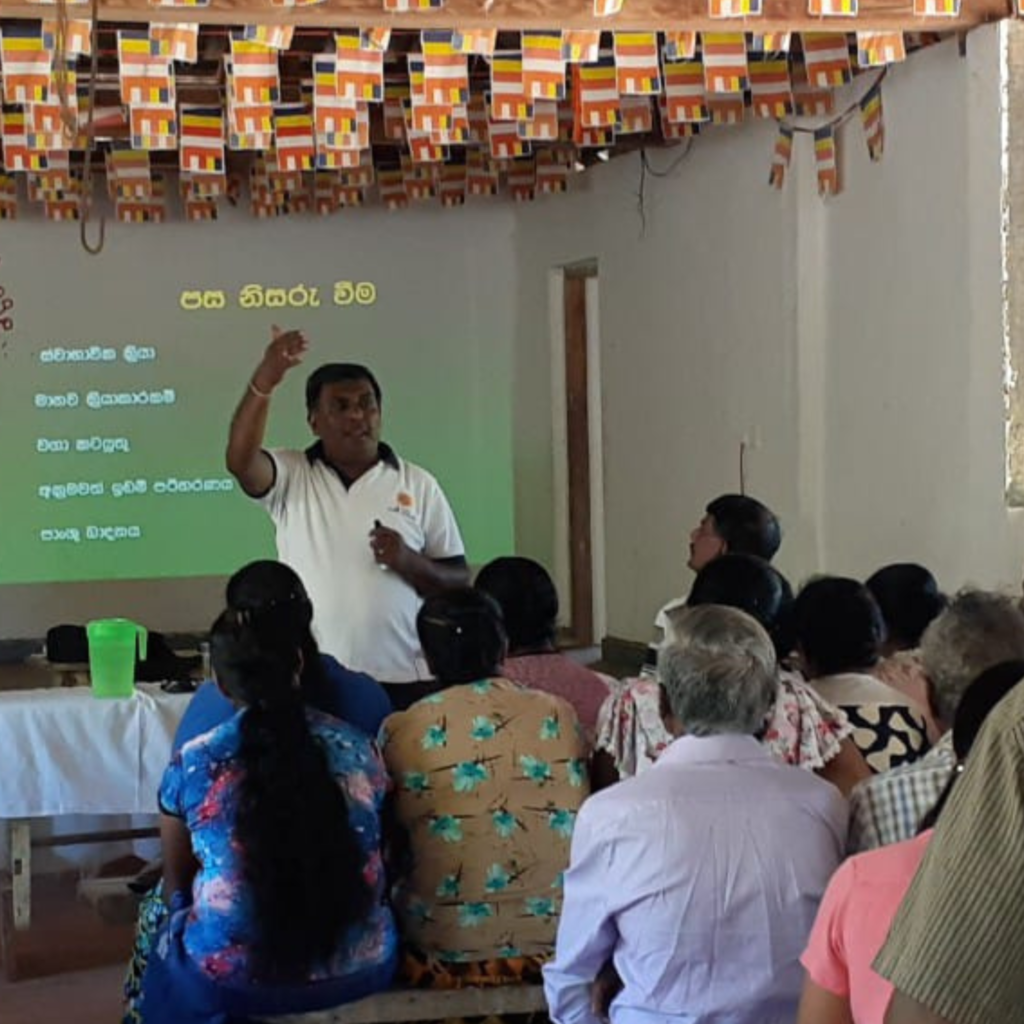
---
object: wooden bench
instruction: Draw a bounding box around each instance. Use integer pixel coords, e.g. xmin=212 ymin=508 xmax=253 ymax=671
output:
xmin=262 ymin=984 xmax=548 ymax=1024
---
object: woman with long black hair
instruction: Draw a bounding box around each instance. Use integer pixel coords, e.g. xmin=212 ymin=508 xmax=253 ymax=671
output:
xmin=137 ymin=606 xmax=397 ymax=1023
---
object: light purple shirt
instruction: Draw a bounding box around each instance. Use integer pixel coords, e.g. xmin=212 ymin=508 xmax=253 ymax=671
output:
xmin=543 ymin=733 xmax=847 ymax=1024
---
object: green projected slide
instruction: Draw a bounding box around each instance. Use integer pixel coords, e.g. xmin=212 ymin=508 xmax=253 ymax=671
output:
xmin=0 ymin=225 xmax=514 ymax=585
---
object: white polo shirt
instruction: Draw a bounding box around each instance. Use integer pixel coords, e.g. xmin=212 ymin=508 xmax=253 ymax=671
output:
xmin=257 ymin=443 xmax=465 ymax=682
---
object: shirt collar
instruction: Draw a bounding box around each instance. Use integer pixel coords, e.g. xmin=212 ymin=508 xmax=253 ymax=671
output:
xmin=655 ymin=733 xmax=772 ymax=769
xmin=304 ymin=440 xmax=399 ymax=484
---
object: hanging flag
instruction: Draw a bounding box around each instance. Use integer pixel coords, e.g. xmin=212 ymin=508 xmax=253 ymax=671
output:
xmin=802 ymin=33 xmax=852 ymax=87
xmin=536 ymin=148 xmax=569 ymax=193
xmin=407 ymin=54 xmax=426 ymax=105
xmin=42 ymin=20 xmax=92 ymax=58
xmin=411 ymin=103 xmax=454 ymax=135
xmin=116 ymin=197 xmax=166 ymax=223
xmin=429 ymin=106 xmax=469 ymax=144
xmin=438 ymin=163 xmax=467 ymax=207
xmin=618 ymin=95 xmax=653 ymax=134
xmin=467 ymin=92 xmax=489 ymax=142
xmin=383 ymin=83 xmax=409 ymax=139
xmin=768 ymin=123 xmax=793 ymax=189
xmin=613 ymin=32 xmax=661 ymax=95
xmin=378 ymin=168 xmax=408 ymax=210
xmin=751 ymin=32 xmax=792 ymax=54
xmin=658 ymin=95 xmax=701 ymax=139
xmin=44 ymin=198 xmax=80 ymax=220
xmin=489 ymin=118 xmax=529 ymax=160
xmin=662 ymin=60 xmax=708 ymax=123
xmin=227 ymin=96 xmax=274 ymax=148
xmin=707 ymin=95 xmax=744 ymax=125
xmin=453 ymin=28 xmax=497 ymax=56
xmin=491 ymin=54 xmax=533 ymax=122
xmin=407 ymin=132 xmax=446 ymax=163
xmin=791 ymin=59 xmax=835 ymax=116
xmin=557 ymin=100 xmax=574 ymax=140
xmin=1 ymin=107 xmax=38 ymax=171
xmin=860 ymin=80 xmax=884 ymax=160
xmin=335 ymin=184 xmax=364 ymax=206
xmin=26 ymin=101 xmax=70 ymax=151
xmin=184 ymin=198 xmax=218 ymax=220
xmin=709 ymin=0 xmax=762 ymax=16
xmin=749 ymin=58 xmax=792 ymax=118
xmin=180 ymin=170 xmax=226 ymax=197
xmin=274 ymin=104 xmax=315 ymax=171
xmin=242 ymin=25 xmax=295 ymax=50
xmin=340 ymin=151 xmax=375 ymax=187
xmin=508 ymin=157 xmax=536 ymax=201
xmin=130 ymin=105 xmax=177 ymax=149
xmin=913 ymin=0 xmax=960 ymax=13
xmin=573 ymin=55 xmax=621 ymax=128
xmin=814 ymin=124 xmax=840 ymax=196
xmin=335 ymin=30 xmax=385 ymax=102
xmin=421 ymin=30 xmax=469 ymax=105
xmin=315 ymin=144 xmax=364 ymax=170
xmin=663 ymin=32 xmax=698 ymax=62
xmin=228 ymin=38 xmax=281 ymax=104
xmin=702 ymin=33 xmax=748 ymax=94
xmin=401 ymin=155 xmax=435 ymax=200
xmin=107 ymin=146 xmax=152 ymax=198
xmin=518 ymin=98 xmax=559 ymax=141
xmin=522 ymin=31 xmax=566 ymax=100
xmin=179 ymin=105 xmax=225 ymax=173
xmin=856 ymin=31 xmax=907 ymax=67
xmin=1 ymin=25 xmax=53 ymax=104
xmin=574 ymin=123 xmax=616 ymax=147
xmin=150 ymin=23 xmax=199 ymax=63
xmin=808 ymin=0 xmax=857 ymax=14
xmin=360 ymin=27 xmax=391 ymax=51
xmin=29 ymin=164 xmax=81 ymax=202
xmin=316 ymin=96 xmax=368 ymax=150
xmin=118 ymin=29 xmax=174 ymax=106
xmin=314 ymin=172 xmax=340 ymax=215
xmin=562 ymin=30 xmax=601 ymax=63
xmin=467 ymin=148 xmax=499 ymax=195
xmin=385 ymin=0 xmax=443 ymax=10
xmin=149 ymin=0 xmax=210 ymax=7
xmin=594 ymin=0 xmax=625 ymax=14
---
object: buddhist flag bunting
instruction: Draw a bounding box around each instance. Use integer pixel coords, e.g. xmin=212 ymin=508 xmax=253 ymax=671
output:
xmin=360 ymin=28 xmax=391 ymax=51
xmin=407 ymin=55 xmax=426 ymax=105
xmin=802 ymin=34 xmax=852 ymax=87
xmin=913 ymin=0 xmax=960 ymax=13
xmin=407 ymin=132 xmax=446 ymax=163
xmin=116 ymin=197 xmax=166 ymax=223
xmin=707 ymin=95 xmax=745 ymax=125
xmin=663 ymin=31 xmax=698 ymax=61
xmin=574 ymin=123 xmax=615 ymax=147
xmin=573 ymin=56 xmax=621 ymax=128
xmin=508 ymin=157 xmax=536 ymax=202
xmin=384 ymin=0 xmax=442 ymax=10
xmin=179 ymin=105 xmax=225 ymax=173
xmin=518 ymin=98 xmax=559 ymax=140
xmin=522 ymin=31 xmax=566 ymax=101
xmin=335 ymin=30 xmax=385 ymax=102
xmin=791 ymin=59 xmax=835 ymax=116
xmin=856 ymin=31 xmax=907 ymax=67
xmin=768 ymin=123 xmax=792 ymax=189
xmin=401 ymin=156 xmax=435 ymax=200
xmin=618 ymin=95 xmax=653 ymax=133
xmin=489 ymin=118 xmax=529 ymax=159
xmin=107 ymin=147 xmax=152 ymax=198
xmin=316 ymin=144 xmax=364 ymax=170
xmin=131 ymin=105 xmax=177 ymax=149
xmin=438 ymin=163 xmax=467 ymax=207
xmin=378 ymin=169 xmax=408 ymax=210
xmin=709 ymin=0 xmax=762 ymax=17
xmin=422 ymin=30 xmax=469 ymax=105
xmin=452 ymin=29 xmax=497 ymax=56
xmin=383 ymin=84 xmax=409 ymax=139
xmin=336 ymin=184 xmax=365 ymax=206
xmin=150 ymin=23 xmax=199 ymax=63
xmin=2 ymin=107 xmax=37 ymax=171
xmin=180 ymin=170 xmax=226 ymax=197
xmin=749 ymin=59 xmax=792 ymax=119
xmin=26 ymin=101 xmax=70 ymax=151
xmin=228 ymin=38 xmax=281 ymax=104
xmin=814 ymin=124 xmax=840 ymax=196
xmin=594 ymin=0 xmax=625 ymax=15
xmin=751 ymin=32 xmax=792 ymax=53
xmin=808 ymin=0 xmax=857 ymax=15
xmin=314 ymin=54 xmax=338 ymax=100
xmin=557 ymin=101 xmax=574 ymax=140
xmin=44 ymin=198 xmax=80 ymax=220
xmin=429 ymin=106 xmax=469 ymax=144
xmin=490 ymin=54 xmax=533 ymax=122
xmin=227 ymin=96 xmax=274 ymax=148
xmin=613 ymin=33 xmax=661 ymax=95
xmin=860 ymin=80 xmax=884 ymax=160
xmin=702 ymin=34 xmax=748 ymax=94
xmin=149 ymin=0 xmax=209 ymax=8
xmin=242 ymin=25 xmax=295 ymax=50
xmin=315 ymin=173 xmax=340 ymax=215
xmin=411 ymin=103 xmax=454 ymax=135
xmin=274 ymin=104 xmax=315 ymax=171
xmin=118 ymin=30 xmax=174 ymax=106
xmin=662 ymin=60 xmax=708 ymax=123
xmin=536 ymin=148 xmax=569 ymax=193
xmin=658 ymin=96 xmax=701 ymax=139
xmin=339 ymin=151 xmax=375 ymax=188
xmin=467 ymin=148 xmax=499 ymax=195
xmin=184 ymin=198 xmax=218 ymax=220
xmin=1 ymin=25 xmax=53 ymax=104
xmin=42 ymin=20 xmax=92 ymax=58
xmin=562 ymin=30 xmax=601 ymax=63
xmin=467 ymin=92 xmax=489 ymax=142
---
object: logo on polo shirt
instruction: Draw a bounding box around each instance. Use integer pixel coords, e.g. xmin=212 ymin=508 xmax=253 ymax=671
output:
xmin=389 ymin=491 xmax=417 ymax=520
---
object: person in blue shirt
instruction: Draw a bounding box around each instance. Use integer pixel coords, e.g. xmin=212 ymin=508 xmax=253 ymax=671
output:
xmin=173 ymin=559 xmax=392 ymax=752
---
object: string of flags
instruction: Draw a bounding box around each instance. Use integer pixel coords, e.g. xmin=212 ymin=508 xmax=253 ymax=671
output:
xmin=0 ymin=24 xmax=910 ymax=220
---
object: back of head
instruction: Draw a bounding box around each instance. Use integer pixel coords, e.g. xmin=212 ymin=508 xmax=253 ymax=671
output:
xmin=305 ymin=363 xmax=382 ymax=412
xmin=685 ymin=553 xmax=795 ymax=658
xmin=475 ymin=556 xmax=558 ymax=653
xmin=794 ymin=576 xmax=886 ymax=676
xmin=417 ymin=588 xmax=507 ymax=685
xmin=706 ymin=494 xmax=782 ymax=562
xmin=659 ymin=605 xmax=778 ymax=737
xmin=210 ymin=609 xmax=371 ymax=980
xmin=920 ymin=590 xmax=1024 ymax=726
xmin=866 ymin=563 xmax=947 ymax=648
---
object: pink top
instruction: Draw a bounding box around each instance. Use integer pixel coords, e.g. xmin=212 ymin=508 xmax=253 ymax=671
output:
xmin=501 ymin=653 xmax=611 ymax=738
xmin=801 ymin=830 xmax=933 ymax=1024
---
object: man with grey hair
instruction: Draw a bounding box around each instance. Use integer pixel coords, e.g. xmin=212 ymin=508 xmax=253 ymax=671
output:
xmin=848 ymin=588 xmax=1024 ymax=852
xmin=545 ymin=606 xmax=846 ymax=1024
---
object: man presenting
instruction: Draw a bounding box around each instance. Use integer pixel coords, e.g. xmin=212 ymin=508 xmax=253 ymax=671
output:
xmin=226 ymin=326 xmax=470 ymax=706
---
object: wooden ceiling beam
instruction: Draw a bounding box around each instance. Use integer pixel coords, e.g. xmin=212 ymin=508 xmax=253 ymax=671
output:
xmin=0 ymin=0 xmax=1010 ymax=31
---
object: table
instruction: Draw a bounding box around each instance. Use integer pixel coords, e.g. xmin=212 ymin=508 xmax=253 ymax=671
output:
xmin=0 ymin=683 xmax=190 ymax=930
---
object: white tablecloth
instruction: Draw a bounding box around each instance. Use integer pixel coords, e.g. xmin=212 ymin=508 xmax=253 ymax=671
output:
xmin=0 ymin=684 xmax=190 ymax=818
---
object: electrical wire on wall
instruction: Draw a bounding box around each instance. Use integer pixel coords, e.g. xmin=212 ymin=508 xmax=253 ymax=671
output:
xmin=636 ymin=140 xmax=695 ymax=236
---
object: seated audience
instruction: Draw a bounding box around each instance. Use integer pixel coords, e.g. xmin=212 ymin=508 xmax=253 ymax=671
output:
xmin=797 ymin=660 xmax=1024 ymax=1024
xmin=597 ymin=555 xmax=870 ymax=794
xmin=795 ymin=577 xmax=928 ymax=773
xmin=545 ymin=606 xmax=846 ymax=1024
xmin=137 ymin=608 xmax=397 ymax=1024
xmin=874 ymin=666 xmax=1024 ymax=1024
xmin=848 ymin=589 xmax=1024 ymax=851
xmin=475 ymin=556 xmax=611 ymax=739
xmin=174 ymin=559 xmax=392 ymax=752
xmin=867 ymin=563 xmax=947 ymax=742
xmin=380 ymin=589 xmax=589 ymax=987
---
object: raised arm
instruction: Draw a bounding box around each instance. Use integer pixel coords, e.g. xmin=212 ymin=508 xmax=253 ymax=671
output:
xmin=226 ymin=326 xmax=309 ymax=498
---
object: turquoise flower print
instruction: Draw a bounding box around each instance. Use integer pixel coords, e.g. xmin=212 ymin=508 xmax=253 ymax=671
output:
xmin=458 ymin=902 xmax=495 ymax=928
xmin=405 ymin=898 xmax=432 ymax=923
xmin=539 ymin=715 xmax=561 ymax=741
xmin=438 ymin=950 xmax=470 ymax=963
xmin=428 ymin=815 xmax=463 ymax=843
xmin=422 ymin=692 xmax=445 ymax=705
xmin=548 ymin=809 xmax=576 ymax=838
xmin=567 ymin=758 xmax=586 ymax=788
xmin=403 ymin=771 xmax=431 ymax=793
xmin=550 ymin=871 xmax=564 ymax=890
xmin=436 ymin=873 xmax=461 ymax=899
xmin=471 ymin=715 xmax=497 ymax=741
xmin=422 ymin=722 xmax=447 ymax=750
xmin=492 ymin=809 xmax=519 ymax=838
xmin=524 ymin=897 xmax=557 ymax=919
xmin=471 ymin=680 xmax=493 ymax=695
xmin=520 ymin=755 xmax=553 ymax=783
xmin=452 ymin=761 xmax=489 ymax=793
xmin=498 ymin=945 xmax=522 ymax=958
xmin=485 ymin=863 xmax=511 ymax=892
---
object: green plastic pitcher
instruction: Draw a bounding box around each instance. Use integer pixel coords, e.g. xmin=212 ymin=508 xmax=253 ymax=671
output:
xmin=86 ymin=619 xmax=147 ymax=699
